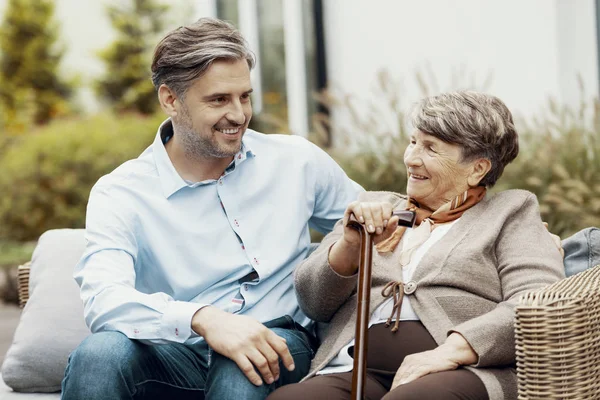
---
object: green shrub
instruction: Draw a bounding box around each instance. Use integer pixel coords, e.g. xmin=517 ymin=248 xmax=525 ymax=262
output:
xmin=497 ymin=98 xmax=600 ymax=237
xmin=0 ymin=240 xmax=35 ymax=267
xmin=0 ymin=112 xmax=165 ymax=241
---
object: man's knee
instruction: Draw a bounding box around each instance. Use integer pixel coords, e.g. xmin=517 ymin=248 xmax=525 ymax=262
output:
xmin=205 ymin=348 xmax=306 ymax=400
xmin=62 ymin=332 xmax=140 ymax=399
xmin=69 ymin=331 xmax=136 ymax=370
xmin=205 ymin=351 xmax=265 ymax=399
xmin=207 ymin=350 xmax=250 ymax=382
xmin=269 ymin=326 xmax=314 ymax=381
xmin=205 ymin=326 xmax=314 ymax=399
xmin=270 ymin=326 xmax=315 ymax=358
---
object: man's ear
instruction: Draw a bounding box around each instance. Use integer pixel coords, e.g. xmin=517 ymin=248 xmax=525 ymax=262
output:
xmin=158 ymin=84 xmax=179 ymax=117
xmin=468 ymin=158 xmax=492 ymax=187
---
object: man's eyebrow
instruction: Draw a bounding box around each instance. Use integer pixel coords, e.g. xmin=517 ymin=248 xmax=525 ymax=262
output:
xmin=203 ymin=89 xmax=253 ymax=100
xmin=203 ymin=92 xmax=230 ymax=100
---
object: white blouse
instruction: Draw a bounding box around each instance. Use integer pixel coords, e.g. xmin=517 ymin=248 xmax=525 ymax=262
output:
xmin=317 ymin=219 xmax=459 ymax=375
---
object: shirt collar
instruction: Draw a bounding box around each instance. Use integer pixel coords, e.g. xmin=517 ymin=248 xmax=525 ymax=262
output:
xmin=153 ymin=118 xmax=255 ymax=199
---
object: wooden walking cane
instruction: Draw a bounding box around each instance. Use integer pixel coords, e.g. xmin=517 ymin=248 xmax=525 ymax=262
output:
xmin=348 ymin=210 xmax=416 ymax=400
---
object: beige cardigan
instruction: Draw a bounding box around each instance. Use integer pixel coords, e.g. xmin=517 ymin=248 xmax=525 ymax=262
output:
xmin=295 ymin=189 xmax=565 ymax=400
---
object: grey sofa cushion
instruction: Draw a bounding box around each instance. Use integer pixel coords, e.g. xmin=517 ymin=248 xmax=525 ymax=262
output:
xmin=0 ymin=374 xmax=60 ymax=399
xmin=562 ymin=227 xmax=600 ymax=277
xmin=1 ymin=229 xmax=89 ymax=393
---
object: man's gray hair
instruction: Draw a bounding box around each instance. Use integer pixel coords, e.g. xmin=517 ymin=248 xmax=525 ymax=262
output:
xmin=151 ymin=18 xmax=255 ymax=98
xmin=411 ymin=90 xmax=519 ymax=187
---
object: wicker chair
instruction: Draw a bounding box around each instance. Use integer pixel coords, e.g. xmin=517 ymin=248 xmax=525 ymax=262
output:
xmin=15 ymin=262 xmax=600 ymax=399
xmin=16 ymin=263 xmax=30 ymax=308
xmin=515 ymin=263 xmax=600 ymax=399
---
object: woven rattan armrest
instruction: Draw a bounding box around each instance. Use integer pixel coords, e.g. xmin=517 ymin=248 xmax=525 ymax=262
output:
xmin=17 ymin=262 xmax=31 ymax=308
xmin=515 ymin=264 xmax=600 ymax=400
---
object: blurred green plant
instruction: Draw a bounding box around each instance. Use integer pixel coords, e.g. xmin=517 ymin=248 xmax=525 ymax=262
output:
xmin=0 ymin=240 xmax=35 ymax=267
xmin=0 ymin=112 xmax=165 ymax=241
xmin=95 ymin=0 xmax=169 ymax=115
xmin=497 ymin=94 xmax=600 ymax=237
xmin=0 ymin=0 xmax=72 ymax=133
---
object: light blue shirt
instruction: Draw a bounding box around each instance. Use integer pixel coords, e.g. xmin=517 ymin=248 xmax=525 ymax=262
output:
xmin=75 ymin=119 xmax=363 ymax=345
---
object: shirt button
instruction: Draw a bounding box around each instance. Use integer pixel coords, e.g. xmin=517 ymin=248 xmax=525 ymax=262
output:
xmin=244 ymin=284 xmax=249 ymax=291
xmin=404 ymin=281 xmax=418 ymax=295
xmin=219 ymin=180 xmax=223 ymax=185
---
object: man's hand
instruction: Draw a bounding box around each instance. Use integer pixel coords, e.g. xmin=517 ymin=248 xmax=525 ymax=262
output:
xmin=390 ymin=333 xmax=477 ymax=391
xmin=191 ymin=306 xmax=294 ymax=386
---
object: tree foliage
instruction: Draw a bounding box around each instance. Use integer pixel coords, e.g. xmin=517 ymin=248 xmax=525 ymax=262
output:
xmin=0 ymin=0 xmax=72 ymax=133
xmin=95 ymin=0 xmax=168 ymax=115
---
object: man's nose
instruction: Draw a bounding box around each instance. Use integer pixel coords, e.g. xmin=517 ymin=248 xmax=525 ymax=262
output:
xmin=226 ymin=101 xmax=246 ymax=125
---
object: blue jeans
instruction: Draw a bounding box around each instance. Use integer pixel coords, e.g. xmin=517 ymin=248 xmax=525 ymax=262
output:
xmin=61 ymin=316 xmax=316 ymax=400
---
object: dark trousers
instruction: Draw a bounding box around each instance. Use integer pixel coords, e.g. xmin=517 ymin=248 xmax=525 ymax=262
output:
xmin=267 ymin=321 xmax=488 ymax=400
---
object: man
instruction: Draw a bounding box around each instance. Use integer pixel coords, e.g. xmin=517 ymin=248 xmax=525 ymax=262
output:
xmin=61 ymin=18 xmax=362 ymax=400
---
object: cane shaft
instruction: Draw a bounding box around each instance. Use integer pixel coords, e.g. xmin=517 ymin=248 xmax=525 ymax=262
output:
xmin=350 ymin=223 xmax=372 ymax=400
xmin=347 ymin=210 xmax=415 ymax=400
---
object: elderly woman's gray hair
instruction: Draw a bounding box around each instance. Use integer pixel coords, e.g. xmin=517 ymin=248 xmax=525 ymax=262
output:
xmin=411 ymin=91 xmax=519 ymax=187
xmin=151 ymin=18 xmax=255 ymax=99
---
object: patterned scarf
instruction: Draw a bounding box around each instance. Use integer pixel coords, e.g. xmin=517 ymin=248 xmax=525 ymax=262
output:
xmin=377 ymin=186 xmax=487 ymax=332
xmin=376 ymin=186 xmax=487 ymax=258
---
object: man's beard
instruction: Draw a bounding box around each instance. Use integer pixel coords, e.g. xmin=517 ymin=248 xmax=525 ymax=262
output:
xmin=177 ymin=107 xmax=243 ymax=161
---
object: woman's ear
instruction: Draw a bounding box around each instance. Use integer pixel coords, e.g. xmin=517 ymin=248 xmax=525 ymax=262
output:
xmin=157 ymin=84 xmax=179 ymax=118
xmin=468 ymin=158 xmax=492 ymax=187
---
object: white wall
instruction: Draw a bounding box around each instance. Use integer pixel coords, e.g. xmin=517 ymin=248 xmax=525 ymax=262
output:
xmin=323 ymin=0 xmax=599 ymax=136
xmin=556 ymin=0 xmax=599 ymax=106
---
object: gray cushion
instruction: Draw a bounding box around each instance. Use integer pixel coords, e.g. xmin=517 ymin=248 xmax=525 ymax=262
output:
xmin=562 ymin=227 xmax=600 ymax=277
xmin=1 ymin=229 xmax=89 ymax=393
xmin=0 ymin=374 xmax=60 ymax=399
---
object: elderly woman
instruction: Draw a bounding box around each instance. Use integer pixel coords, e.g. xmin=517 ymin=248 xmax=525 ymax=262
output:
xmin=268 ymin=91 xmax=564 ymax=400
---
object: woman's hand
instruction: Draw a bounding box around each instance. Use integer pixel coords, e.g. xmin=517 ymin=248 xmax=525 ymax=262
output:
xmin=390 ymin=332 xmax=478 ymax=391
xmin=342 ymin=201 xmax=399 ymax=246
xmin=328 ymin=201 xmax=399 ymax=276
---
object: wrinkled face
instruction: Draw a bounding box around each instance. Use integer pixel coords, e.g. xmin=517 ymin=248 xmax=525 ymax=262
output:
xmin=174 ymin=58 xmax=253 ymax=160
xmin=404 ymin=130 xmax=478 ymax=210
